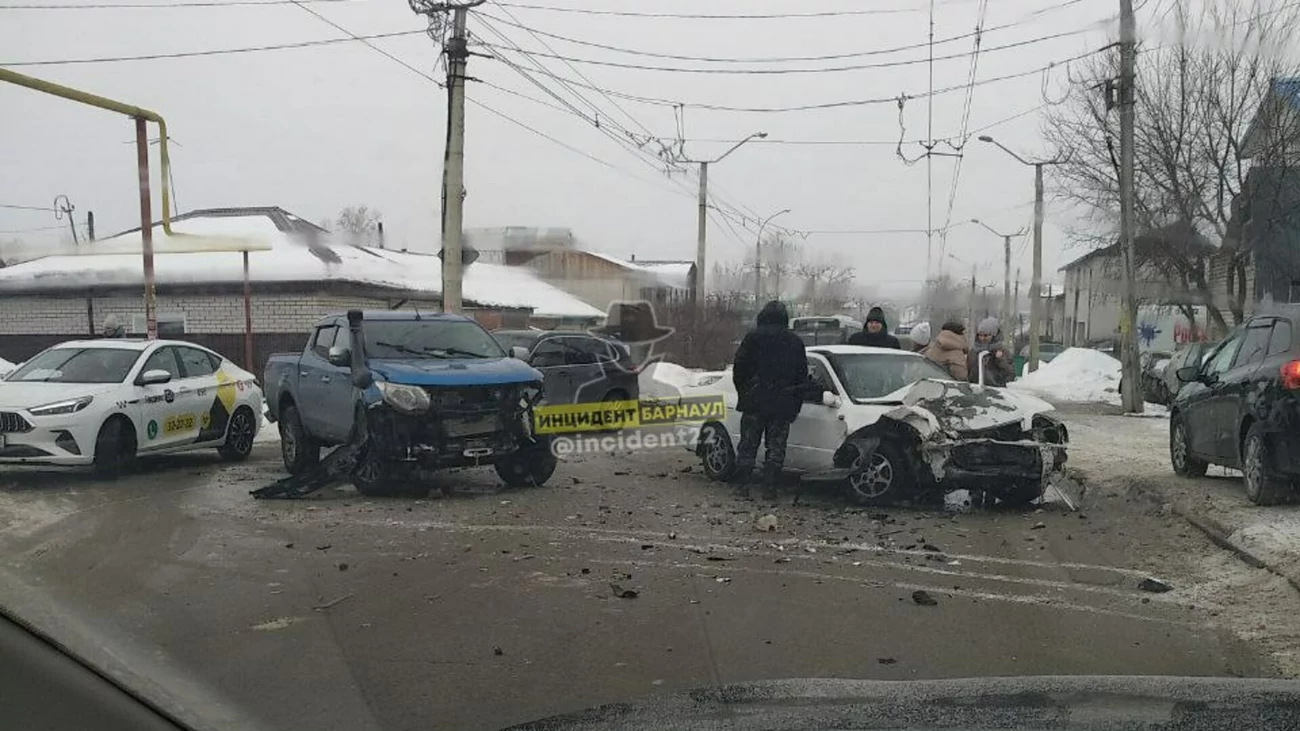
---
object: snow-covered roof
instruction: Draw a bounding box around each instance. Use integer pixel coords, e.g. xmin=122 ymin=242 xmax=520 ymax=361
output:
xmin=635 ymin=261 xmax=694 ymax=290
xmin=0 ymin=210 xmax=603 ymax=320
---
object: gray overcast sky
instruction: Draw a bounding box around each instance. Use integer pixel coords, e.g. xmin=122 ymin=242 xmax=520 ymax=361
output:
xmin=1 ymin=0 xmax=1131 ymax=294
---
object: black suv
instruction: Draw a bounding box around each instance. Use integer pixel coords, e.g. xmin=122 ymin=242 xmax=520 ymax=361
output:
xmin=491 ymin=330 xmax=640 ymax=405
xmin=1170 ymin=311 xmax=1300 ymax=504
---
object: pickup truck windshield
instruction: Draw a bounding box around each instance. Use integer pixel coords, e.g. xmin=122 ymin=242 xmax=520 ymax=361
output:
xmin=830 ymin=352 xmax=952 ymax=400
xmin=7 ymin=348 xmax=141 ymax=384
xmin=366 ymin=320 xmax=507 ymax=360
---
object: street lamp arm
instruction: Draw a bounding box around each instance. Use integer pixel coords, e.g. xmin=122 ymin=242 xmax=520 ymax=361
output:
xmin=971 ymin=218 xmax=1026 ymax=238
xmin=710 ymin=131 xmax=767 ymax=163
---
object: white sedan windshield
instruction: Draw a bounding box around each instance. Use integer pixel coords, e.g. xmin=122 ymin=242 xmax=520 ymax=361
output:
xmin=7 ymin=348 xmax=140 ymax=384
xmin=830 ymin=352 xmax=953 ymax=400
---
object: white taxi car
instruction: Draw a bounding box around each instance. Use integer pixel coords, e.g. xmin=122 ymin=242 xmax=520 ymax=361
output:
xmin=0 ymin=339 xmax=263 ymax=476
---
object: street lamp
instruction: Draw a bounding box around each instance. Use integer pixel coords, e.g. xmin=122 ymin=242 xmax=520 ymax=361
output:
xmin=754 ymin=208 xmax=791 ymax=304
xmin=681 ymin=131 xmax=767 ymax=305
xmin=977 ymin=135 xmax=1065 ymax=374
xmin=970 ymin=218 xmax=1026 ymax=333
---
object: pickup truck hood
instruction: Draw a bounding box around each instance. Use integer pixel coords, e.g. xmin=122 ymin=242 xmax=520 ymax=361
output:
xmin=368 ymin=357 xmax=541 ymax=387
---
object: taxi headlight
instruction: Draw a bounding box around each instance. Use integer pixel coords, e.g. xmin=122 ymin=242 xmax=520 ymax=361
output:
xmin=29 ymin=396 xmax=94 ymax=416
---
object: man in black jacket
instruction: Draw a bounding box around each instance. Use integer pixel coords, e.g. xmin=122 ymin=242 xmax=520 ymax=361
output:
xmin=846 ymin=307 xmax=901 ymax=349
xmin=732 ymin=300 xmax=810 ymax=500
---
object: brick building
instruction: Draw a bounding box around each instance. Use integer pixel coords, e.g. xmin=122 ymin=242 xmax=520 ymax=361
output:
xmin=0 ymin=207 xmax=603 ymax=372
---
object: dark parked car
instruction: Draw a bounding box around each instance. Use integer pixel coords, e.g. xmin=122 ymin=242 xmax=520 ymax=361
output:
xmin=1019 ymin=341 xmax=1066 ymax=363
xmin=791 ymin=315 xmax=862 ymax=346
xmin=491 ymin=330 xmax=640 ymax=405
xmin=1170 ymin=313 xmax=1300 ymax=504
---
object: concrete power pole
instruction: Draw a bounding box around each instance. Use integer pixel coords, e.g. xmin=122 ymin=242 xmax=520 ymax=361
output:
xmin=1003 ymin=235 xmax=1012 ymax=328
xmin=679 ymin=131 xmax=767 ymax=307
xmin=410 ymin=1 xmax=484 ymax=314
xmin=1030 ymin=162 xmax=1045 ymax=372
xmin=441 ymin=6 xmax=470 ymax=314
xmin=968 ymin=264 xmax=977 ymax=344
xmin=1118 ymin=0 xmax=1143 ymax=413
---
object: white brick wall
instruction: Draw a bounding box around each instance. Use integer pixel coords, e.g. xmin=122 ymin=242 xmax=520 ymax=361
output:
xmin=0 ymin=293 xmax=446 ymax=335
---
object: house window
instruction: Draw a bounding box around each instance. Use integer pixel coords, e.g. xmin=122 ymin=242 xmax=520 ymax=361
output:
xmin=129 ymin=312 xmax=187 ymax=337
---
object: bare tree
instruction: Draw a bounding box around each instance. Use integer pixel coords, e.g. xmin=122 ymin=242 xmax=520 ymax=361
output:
xmin=797 ymin=255 xmax=855 ymax=312
xmin=760 ymin=233 xmax=801 ymax=299
xmin=1043 ymin=2 xmax=1300 ymax=330
xmin=335 ymin=205 xmax=382 ymax=242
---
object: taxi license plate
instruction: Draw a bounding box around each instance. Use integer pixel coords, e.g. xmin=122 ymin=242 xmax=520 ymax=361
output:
xmin=446 ymin=416 xmax=496 ymax=438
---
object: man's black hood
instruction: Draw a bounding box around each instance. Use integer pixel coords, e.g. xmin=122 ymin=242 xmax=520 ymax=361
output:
xmin=865 ymin=306 xmax=888 ymax=330
xmin=756 ymin=300 xmax=790 ymax=328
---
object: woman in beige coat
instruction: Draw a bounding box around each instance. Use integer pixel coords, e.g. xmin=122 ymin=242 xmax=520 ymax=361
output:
xmin=922 ymin=321 xmax=970 ymax=381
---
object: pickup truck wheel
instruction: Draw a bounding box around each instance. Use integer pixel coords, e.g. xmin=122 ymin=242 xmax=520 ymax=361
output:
xmin=846 ymin=440 xmax=911 ymax=505
xmin=279 ymin=404 xmax=319 ymax=475
xmin=495 ymin=438 xmax=558 ymax=487
xmin=352 ymin=451 xmax=428 ymax=498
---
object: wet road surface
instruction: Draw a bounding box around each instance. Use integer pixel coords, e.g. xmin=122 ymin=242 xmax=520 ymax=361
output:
xmin=0 ymin=430 xmax=1283 ymax=731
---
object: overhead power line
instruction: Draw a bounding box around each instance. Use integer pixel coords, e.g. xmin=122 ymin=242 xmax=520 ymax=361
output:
xmin=0 ymin=203 xmax=57 ymax=212
xmin=0 ymin=28 xmax=423 ymax=66
xmin=489 ymin=0 xmax=976 ymax=19
xmin=473 ymin=27 xmax=1101 ymax=75
xmin=0 ymin=0 xmax=356 ymax=7
xmin=474 ymin=0 xmax=1086 ymax=64
xmin=467 ymin=46 xmax=1111 ymax=113
xmin=287 ymin=0 xmax=440 ymax=86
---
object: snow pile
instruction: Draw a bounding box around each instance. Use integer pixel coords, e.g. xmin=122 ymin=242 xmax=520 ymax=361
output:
xmin=1011 ymin=347 xmax=1120 ymax=403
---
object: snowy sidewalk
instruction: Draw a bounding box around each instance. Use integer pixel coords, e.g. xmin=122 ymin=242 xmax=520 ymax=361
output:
xmin=1065 ymin=408 xmax=1300 ymax=590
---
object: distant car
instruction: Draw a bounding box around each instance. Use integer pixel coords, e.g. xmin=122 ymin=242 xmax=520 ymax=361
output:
xmin=791 ymin=315 xmax=863 ymax=346
xmin=491 ymin=330 xmax=640 ymax=405
xmin=1171 ymin=312 xmax=1300 ymax=504
xmin=1159 ymin=341 xmax=1215 ymax=403
xmin=0 ymin=339 xmax=262 ymax=476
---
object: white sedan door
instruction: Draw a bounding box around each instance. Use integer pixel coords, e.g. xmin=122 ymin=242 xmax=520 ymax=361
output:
xmin=134 ymin=345 xmax=194 ymax=452
xmin=786 ymin=355 xmax=849 ymax=471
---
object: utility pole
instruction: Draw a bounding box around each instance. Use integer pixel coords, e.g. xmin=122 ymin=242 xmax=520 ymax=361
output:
xmin=1014 ymin=268 xmax=1021 ymax=340
xmin=978 ymin=135 xmax=1065 ymax=373
xmin=968 ymin=263 xmax=977 ymax=344
xmin=754 ymin=208 xmax=791 ymax=305
xmin=410 ymin=0 xmax=485 ymax=314
xmin=136 ymin=117 xmax=157 ymax=339
xmin=1118 ymin=0 xmax=1142 ymax=413
xmin=971 ymin=219 xmax=1024 ymax=335
xmin=87 ymin=210 xmax=95 ymax=242
xmin=54 ymin=194 xmax=78 ymax=246
xmin=441 ymin=6 xmax=470 ymax=314
xmin=1031 ymin=162 xmax=1045 ymax=372
xmin=677 ymin=131 xmax=767 ymax=307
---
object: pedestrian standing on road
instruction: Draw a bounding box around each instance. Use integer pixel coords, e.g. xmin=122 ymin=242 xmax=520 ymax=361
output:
xmin=847 ymin=307 xmax=901 ymax=349
xmin=968 ymin=317 xmax=1015 ymax=387
xmin=732 ymin=300 xmax=810 ymax=501
xmin=922 ymin=321 xmax=970 ymax=381
xmin=908 ymin=322 xmax=932 ymax=353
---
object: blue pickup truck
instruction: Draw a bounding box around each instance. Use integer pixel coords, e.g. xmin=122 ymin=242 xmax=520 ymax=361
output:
xmin=264 ymin=310 xmax=555 ymax=496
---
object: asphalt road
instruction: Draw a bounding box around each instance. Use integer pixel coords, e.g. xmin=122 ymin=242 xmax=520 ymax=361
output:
xmin=0 ymin=426 xmax=1281 ymax=731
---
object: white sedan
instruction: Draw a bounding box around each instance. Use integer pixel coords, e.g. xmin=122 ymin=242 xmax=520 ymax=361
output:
xmin=0 ymin=339 xmax=263 ymax=476
xmin=688 ymin=345 xmax=1068 ymax=506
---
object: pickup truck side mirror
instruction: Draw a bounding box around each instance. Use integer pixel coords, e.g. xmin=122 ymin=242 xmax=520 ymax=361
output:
xmin=511 ymin=346 xmax=530 ymax=361
xmin=328 ymin=345 xmax=351 ymax=368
